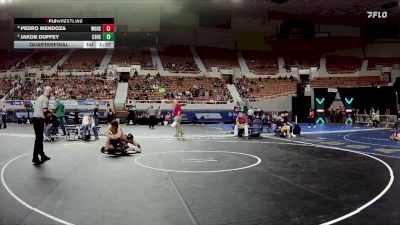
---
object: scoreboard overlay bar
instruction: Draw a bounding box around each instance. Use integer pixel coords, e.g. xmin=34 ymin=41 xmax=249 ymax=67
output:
xmin=14 ymin=18 xmax=114 ymax=49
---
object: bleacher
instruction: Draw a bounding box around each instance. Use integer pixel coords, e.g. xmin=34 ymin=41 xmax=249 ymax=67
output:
xmin=128 ymin=75 xmax=231 ymax=103
xmin=326 ymin=56 xmax=363 ymax=74
xmin=8 ymin=77 xmax=116 ymax=100
xmin=60 ymin=50 xmax=106 ymax=71
xmin=242 ymin=51 xmax=279 ymax=75
xmin=235 ymin=77 xmax=297 ymax=101
xmin=196 ymin=46 xmax=239 ymax=71
xmin=0 ymin=78 xmax=14 ymax=99
xmin=367 ymin=57 xmax=400 ymax=69
xmin=0 ymin=46 xmax=394 ymax=105
xmin=0 ymin=50 xmax=32 ymax=70
xmin=16 ymin=50 xmax=67 ymax=69
xmin=159 ymin=45 xmax=199 ymax=73
xmin=284 ymin=55 xmax=320 ymax=69
xmin=310 ymin=76 xmax=388 ymax=88
xmin=7 ymin=79 xmax=38 ymax=100
xmin=110 ymin=48 xmax=155 ymax=69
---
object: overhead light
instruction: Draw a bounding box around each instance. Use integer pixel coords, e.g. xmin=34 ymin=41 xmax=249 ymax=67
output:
xmin=0 ymin=0 xmax=6 ymax=5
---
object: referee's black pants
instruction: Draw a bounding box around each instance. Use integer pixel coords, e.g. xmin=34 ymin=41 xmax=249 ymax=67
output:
xmin=1 ymin=114 xmax=6 ymax=128
xmin=32 ymin=117 xmax=45 ymax=160
xmin=149 ymin=116 xmax=155 ymax=128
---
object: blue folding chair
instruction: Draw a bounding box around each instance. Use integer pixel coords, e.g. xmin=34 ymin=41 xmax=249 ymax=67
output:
xmin=249 ymin=119 xmax=263 ymax=138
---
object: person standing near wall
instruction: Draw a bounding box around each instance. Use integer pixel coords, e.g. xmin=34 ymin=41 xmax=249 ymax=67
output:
xmin=147 ymin=106 xmax=156 ymax=129
xmin=32 ymin=86 xmax=52 ymax=165
xmin=172 ymin=100 xmax=184 ymax=137
xmin=93 ymin=102 xmax=100 ymax=126
xmin=55 ymin=99 xmax=66 ymax=136
xmin=106 ymin=103 xmax=115 ymax=124
xmin=247 ymin=106 xmax=254 ymax=121
xmin=308 ymin=108 xmax=316 ymax=128
xmin=1 ymin=101 xmax=7 ymax=129
xmin=156 ymin=106 xmax=162 ymax=126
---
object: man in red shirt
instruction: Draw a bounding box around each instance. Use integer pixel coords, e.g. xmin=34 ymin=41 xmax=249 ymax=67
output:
xmin=172 ymin=100 xmax=184 ymax=137
xmin=234 ymin=112 xmax=249 ymax=137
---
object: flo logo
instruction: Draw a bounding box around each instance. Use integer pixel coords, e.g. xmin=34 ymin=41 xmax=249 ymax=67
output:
xmin=367 ymin=11 xmax=388 ymax=18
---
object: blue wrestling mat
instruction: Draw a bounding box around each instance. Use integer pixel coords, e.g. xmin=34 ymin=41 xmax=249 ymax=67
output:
xmin=207 ymin=123 xmax=399 ymax=158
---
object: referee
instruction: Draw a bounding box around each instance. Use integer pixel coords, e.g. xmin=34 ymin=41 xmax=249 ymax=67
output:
xmin=32 ymin=86 xmax=52 ymax=165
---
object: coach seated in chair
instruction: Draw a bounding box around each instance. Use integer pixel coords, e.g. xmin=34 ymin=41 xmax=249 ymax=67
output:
xmin=391 ymin=120 xmax=400 ymax=141
xmin=81 ymin=114 xmax=98 ymax=141
xmin=234 ymin=112 xmax=249 ymax=137
xmin=44 ymin=111 xmax=59 ymax=141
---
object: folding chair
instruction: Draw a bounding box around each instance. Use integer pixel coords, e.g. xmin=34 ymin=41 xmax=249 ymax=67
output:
xmin=249 ymin=119 xmax=263 ymax=138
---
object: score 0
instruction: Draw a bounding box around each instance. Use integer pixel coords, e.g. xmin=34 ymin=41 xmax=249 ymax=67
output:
xmin=102 ymin=24 xmax=114 ymax=32
xmin=102 ymin=24 xmax=115 ymax=41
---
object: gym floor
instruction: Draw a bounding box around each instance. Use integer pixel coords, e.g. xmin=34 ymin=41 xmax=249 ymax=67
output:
xmin=0 ymin=123 xmax=399 ymax=225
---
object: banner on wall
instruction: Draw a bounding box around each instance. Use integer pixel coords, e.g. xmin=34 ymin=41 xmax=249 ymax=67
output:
xmin=159 ymin=110 xmax=237 ymax=123
xmin=9 ymin=100 xmax=110 ymax=107
xmin=194 ymin=113 xmax=223 ymax=120
xmin=12 ymin=109 xmax=237 ymax=123
xmin=8 ymin=100 xmax=29 ymax=106
xmin=14 ymin=110 xmax=29 ymax=120
xmin=13 ymin=109 xmax=107 ymax=121
xmin=52 ymin=100 xmax=78 ymax=106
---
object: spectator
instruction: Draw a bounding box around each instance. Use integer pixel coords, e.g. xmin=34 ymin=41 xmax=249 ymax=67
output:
xmin=9 ymin=77 xmax=117 ymax=101
xmin=247 ymin=106 xmax=254 ymax=121
xmin=126 ymin=102 xmax=136 ymax=125
xmin=73 ymin=108 xmax=80 ymax=125
xmin=281 ymin=111 xmax=294 ymax=138
xmin=106 ymin=103 xmax=115 ymax=124
xmin=165 ymin=112 xmax=171 ymax=125
xmin=234 ymin=112 xmax=249 ymax=137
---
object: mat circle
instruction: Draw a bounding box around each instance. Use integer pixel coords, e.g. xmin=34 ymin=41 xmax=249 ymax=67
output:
xmin=134 ymin=150 xmax=262 ymax=173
